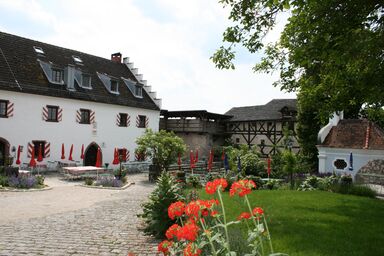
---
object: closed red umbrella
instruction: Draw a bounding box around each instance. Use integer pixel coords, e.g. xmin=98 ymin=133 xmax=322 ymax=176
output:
xmin=195 ymin=149 xmax=198 ymax=163
xmin=61 ymin=143 xmax=65 ymax=160
xmin=80 ymin=144 xmax=84 ymax=159
xmin=189 ymin=150 xmax=195 ymax=169
xmin=112 ymin=148 xmax=119 ymax=165
xmin=267 ymin=157 xmax=271 ymax=178
xmin=37 ymin=144 xmax=43 ymax=162
xmin=95 ymin=147 xmax=102 ymax=167
xmin=68 ymin=144 xmax=74 ymax=161
xmin=16 ymin=145 xmax=21 ymax=165
xmin=29 ymin=147 xmax=36 ymax=167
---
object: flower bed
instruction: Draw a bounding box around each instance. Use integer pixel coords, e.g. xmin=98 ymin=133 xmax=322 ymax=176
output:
xmin=0 ymin=174 xmax=46 ymax=190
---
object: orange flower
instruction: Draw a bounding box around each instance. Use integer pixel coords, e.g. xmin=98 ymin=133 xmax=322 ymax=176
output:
xmin=158 ymin=240 xmax=173 ymax=255
xmin=183 ymin=242 xmax=202 ymax=256
xmin=229 ymin=180 xmax=256 ymax=197
xmin=205 ymin=178 xmax=228 ymax=194
xmin=176 ymin=222 xmax=200 ymax=241
xmin=185 ymin=201 xmax=201 ymax=219
xmin=237 ymin=212 xmax=251 ymax=220
xmin=165 ymin=223 xmax=181 ymax=240
xmin=168 ymin=201 xmax=186 ymax=220
xmin=210 ymin=210 xmax=219 ymax=217
xmin=252 ymin=207 xmax=264 ymax=216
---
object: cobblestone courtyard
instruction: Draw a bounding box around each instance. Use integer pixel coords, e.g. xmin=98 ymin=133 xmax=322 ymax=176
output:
xmin=0 ymin=173 xmax=159 ymax=256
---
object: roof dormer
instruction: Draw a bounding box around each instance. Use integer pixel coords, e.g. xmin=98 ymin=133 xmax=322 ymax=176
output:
xmin=97 ymin=72 xmax=119 ymax=94
xmin=122 ymin=77 xmax=143 ymax=98
xmin=38 ymin=60 xmax=64 ymax=85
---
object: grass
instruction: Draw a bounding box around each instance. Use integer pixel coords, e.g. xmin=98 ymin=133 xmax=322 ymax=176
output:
xmin=197 ymin=189 xmax=384 ymax=256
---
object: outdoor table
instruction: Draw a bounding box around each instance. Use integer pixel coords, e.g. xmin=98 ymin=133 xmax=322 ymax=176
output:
xmin=18 ymin=170 xmax=31 ymax=177
xmin=62 ymin=166 xmax=105 ymax=179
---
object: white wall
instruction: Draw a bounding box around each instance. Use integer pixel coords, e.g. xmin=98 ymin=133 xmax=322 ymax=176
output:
xmin=0 ymin=90 xmax=159 ymax=166
xmin=317 ymin=146 xmax=384 ymax=179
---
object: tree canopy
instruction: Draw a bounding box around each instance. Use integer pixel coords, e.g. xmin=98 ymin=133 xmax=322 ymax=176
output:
xmin=212 ymin=0 xmax=384 ymax=122
xmin=135 ymin=129 xmax=186 ymax=171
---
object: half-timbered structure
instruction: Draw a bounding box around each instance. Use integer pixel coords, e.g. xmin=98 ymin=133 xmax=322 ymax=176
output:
xmin=0 ymin=31 xmax=161 ymax=167
xmin=225 ymin=99 xmax=298 ymax=156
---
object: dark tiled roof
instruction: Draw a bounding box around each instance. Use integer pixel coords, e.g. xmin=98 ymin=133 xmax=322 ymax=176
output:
xmin=0 ymin=31 xmax=159 ymax=110
xmin=321 ymin=119 xmax=384 ymax=150
xmin=225 ymin=99 xmax=297 ymax=121
xmin=160 ymin=110 xmax=233 ymax=120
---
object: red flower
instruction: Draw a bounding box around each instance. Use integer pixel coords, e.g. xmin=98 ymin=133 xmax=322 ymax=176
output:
xmin=210 ymin=210 xmax=219 ymax=217
xmin=237 ymin=212 xmax=251 ymax=220
xmin=183 ymin=242 xmax=202 ymax=256
xmin=158 ymin=240 xmax=173 ymax=255
xmin=252 ymin=207 xmax=264 ymax=216
xmin=205 ymin=178 xmax=228 ymax=194
xmin=165 ymin=224 xmax=181 ymax=240
xmin=176 ymin=222 xmax=200 ymax=241
xmin=185 ymin=201 xmax=201 ymax=219
xmin=168 ymin=201 xmax=186 ymax=220
xmin=229 ymin=180 xmax=256 ymax=197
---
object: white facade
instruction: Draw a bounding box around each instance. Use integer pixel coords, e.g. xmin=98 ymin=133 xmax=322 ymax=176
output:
xmin=317 ymin=146 xmax=384 ymax=179
xmin=0 ymin=89 xmax=159 ymax=167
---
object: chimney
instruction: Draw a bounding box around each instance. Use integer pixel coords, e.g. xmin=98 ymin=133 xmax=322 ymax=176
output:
xmin=111 ymin=52 xmax=122 ymax=63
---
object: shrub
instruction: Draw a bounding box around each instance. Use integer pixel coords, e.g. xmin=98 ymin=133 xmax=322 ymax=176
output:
xmin=186 ymin=174 xmax=201 ymax=188
xmin=340 ymin=174 xmax=353 ymax=186
xmin=138 ymin=171 xmax=184 ymax=238
xmin=121 ymin=176 xmax=128 ymax=184
xmin=349 ymin=185 xmax=377 ymax=198
xmin=245 ymin=175 xmax=264 ymax=189
xmin=35 ymin=175 xmax=45 ymax=186
xmin=84 ymin=177 xmax=94 ymax=186
xmin=0 ymin=175 xmax=8 ymax=187
xmin=8 ymin=176 xmax=37 ymax=189
xmin=95 ymin=176 xmax=122 ymax=187
xmin=114 ymin=168 xmax=128 ymax=179
xmin=264 ymin=179 xmax=280 ymax=190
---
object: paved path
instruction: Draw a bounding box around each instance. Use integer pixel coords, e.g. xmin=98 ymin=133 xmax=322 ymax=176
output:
xmin=0 ymin=173 xmax=159 ymax=255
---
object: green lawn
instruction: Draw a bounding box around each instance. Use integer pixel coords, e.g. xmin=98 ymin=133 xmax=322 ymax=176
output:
xmin=198 ymin=189 xmax=384 ymax=256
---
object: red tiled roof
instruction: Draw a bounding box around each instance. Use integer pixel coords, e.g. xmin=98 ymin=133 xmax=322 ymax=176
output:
xmin=321 ymin=119 xmax=384 ymax=150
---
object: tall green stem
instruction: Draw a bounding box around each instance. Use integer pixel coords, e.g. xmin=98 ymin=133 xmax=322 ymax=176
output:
xmin=217 ymin=189 xmax=231 ymax=252
xmin=245 ymin=195 xmax=264 ymax=255
xmin=263 ymin=215 xmax=274 ymax=253
xmin=199 ymin=219 xmax=217 ymax=256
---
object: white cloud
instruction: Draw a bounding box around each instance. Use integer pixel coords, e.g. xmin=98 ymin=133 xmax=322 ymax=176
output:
xmin=0 ymin=0 xmax=296 ymax=114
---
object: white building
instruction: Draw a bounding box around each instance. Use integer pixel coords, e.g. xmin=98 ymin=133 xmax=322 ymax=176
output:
xmin=0 ymin=31 xmax=161 ymax=168
xmin=317 ymin=112 xmax=384 ymax=179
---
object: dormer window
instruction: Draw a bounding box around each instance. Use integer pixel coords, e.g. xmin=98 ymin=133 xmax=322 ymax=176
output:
xmin=33 ymin=46 xmax=44 ymax=55
xmin=96 ymin=72 xmax=119 ymax=94
xmin=74 ymin=69 xmax=92 ymax=89
xmin=110 ymin=80 xmax=118 ymax=92
xmin=52 ymin=68 xmax=64 ymax=83
xmin=122 ymin=78 xmax=143 ymax=98
xmin=72 ymin=55 xmax=83 ymax=63
xmin=38 ymin=60 xmax=65 ymax=85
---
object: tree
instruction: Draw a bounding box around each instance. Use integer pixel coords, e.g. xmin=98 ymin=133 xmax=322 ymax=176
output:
xmin=212 ymin=0 xmax=384 ymax=170
xmin=281 ymin=149 xmax=297 ymax=189
xmin=135 ymin=129 xmax=186 ymax=172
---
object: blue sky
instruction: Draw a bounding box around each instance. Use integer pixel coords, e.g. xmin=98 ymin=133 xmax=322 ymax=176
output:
xmin=0 ymin=0 xmax=295 ymax=113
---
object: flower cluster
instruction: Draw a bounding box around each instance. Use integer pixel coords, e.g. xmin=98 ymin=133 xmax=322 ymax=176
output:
xmin=168 ymin=201 xmax=186 ymax=220
xmin=229 ymin=179 xmax=256 ymax=197
xmin=205 ymin=178 xmax=228 ymax=194
xmin=158 ymin=178 xmax=274 ymax=255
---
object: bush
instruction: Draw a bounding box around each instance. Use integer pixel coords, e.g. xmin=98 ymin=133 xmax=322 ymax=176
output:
xmin=245 ymin=175 xmax=264 ymax=189
xmin=264 ymin=179 xmax=281 ymax=190
xmin=349 ymin=185 xmax=377 ymax=198
xmin=95 ymin=176 xmax=122 ymax=187
xmin=0 ymin=175 xmax=8 ymax=187
xmin=35 ymin=175 xmax=45 ymax=186
xmin=186 ymin=174 xmax=201 ymax=188
xmin=121 ymin=176 xmax=128 ymax=184
xmin=84 ymin=177 xmax=94 ymax=186
xmin=8 ymin=176 xmax=37 ymax=189
xmin=138 ymin=171 xmax=184 ymax=238
xmin=114 ymin=168 xmax=128 ymax=179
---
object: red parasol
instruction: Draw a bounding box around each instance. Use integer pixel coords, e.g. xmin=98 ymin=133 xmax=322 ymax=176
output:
xmin=112 ymin=148 xmax=119 ymax=165
xmin=37 ymin=144 xmax=43 ymax=162
xmin=29 ymin=147 xmax=37 ymax=167
xmin=267 ymin=157 xmax=271 ymax=178
xmin=207 ymin=149 xmax=213 ymax=171
xmin=189 ymin=150 xmax=195 ymax=169
xmin=95 ymin=147 xmax=102 ymax=167
xmin=68 ymin=144 xmax=74 ymax=161
xmin=195 ymin=149 xmax=198 ymax=163
xmin=80 ymin=144 xmax=84 ymax=159
xmin=16 ymin=145 xmax=21 ymax=165
xmin=61 ymin=143 xmax=65 ymax=160
xmin=221 ymin=149 xmax=225 ymax=161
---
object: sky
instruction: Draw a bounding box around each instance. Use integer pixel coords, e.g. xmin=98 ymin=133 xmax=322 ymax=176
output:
xmin=0 ymin=0 xmax=296 ymax=114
